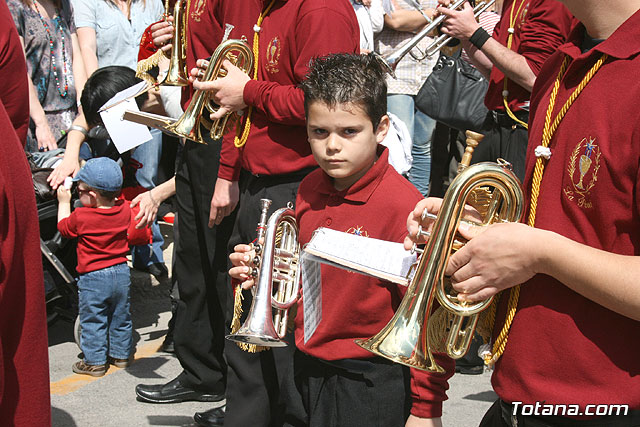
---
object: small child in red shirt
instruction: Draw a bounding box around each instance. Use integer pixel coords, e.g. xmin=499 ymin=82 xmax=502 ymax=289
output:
xmin=230 ymin=53 xmax=453 ymax=427
xmin=57 ymin=157 xmax=132 ymax=377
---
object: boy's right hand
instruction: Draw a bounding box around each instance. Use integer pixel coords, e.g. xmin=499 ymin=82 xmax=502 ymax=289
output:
xmin=57 ymin=186 xmax=72 ymax=203
xmin=229 ymin=243 xmax=258 ymax=290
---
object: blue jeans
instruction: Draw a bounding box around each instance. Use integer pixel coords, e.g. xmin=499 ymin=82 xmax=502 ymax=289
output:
xmin=387 ymin=94 xmax=436 ymax=196
xmin=131 ymin=128 xmax=165 ymax=267
xmin=78 ymin=263 xmax=132 ymax=365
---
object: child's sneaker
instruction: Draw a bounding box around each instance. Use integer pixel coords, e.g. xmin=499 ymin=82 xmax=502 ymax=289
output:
xmin=72 ymin=360 xmax=107 ymax=377
xmin=108 ymin=356 xmax=131 ymax=368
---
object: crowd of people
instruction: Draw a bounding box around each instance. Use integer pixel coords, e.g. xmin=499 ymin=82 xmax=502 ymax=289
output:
xmin=1 ymin=0 xmax=639 ymax=426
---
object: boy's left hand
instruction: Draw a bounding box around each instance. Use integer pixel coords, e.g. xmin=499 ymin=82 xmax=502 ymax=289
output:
xmin=229 ymin=243 xmax=259 ymax=290
xmin=57 ymin=186 xmax=72 ymax=203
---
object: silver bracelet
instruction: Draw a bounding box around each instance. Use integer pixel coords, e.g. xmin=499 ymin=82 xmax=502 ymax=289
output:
xmin=148 ymin=190 xmax=159 ymax=206
xmin=68 ymin=124 xmax=89 ymax=137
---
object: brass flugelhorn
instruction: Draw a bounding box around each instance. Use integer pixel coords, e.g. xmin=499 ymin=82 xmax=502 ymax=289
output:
xmin=378 ymin=0 xmax=495 ymax=77
xmin=226 ymin=199 xmax=301 ymax=347
xmin=355 ymin=131 xmax=524 ymax=372
xmin=124 ymin=36 xmax=253 ymax=144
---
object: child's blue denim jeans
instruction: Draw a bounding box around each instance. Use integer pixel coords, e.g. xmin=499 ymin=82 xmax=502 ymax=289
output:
xmin=78 ymin=262 xmax=132 ymax=365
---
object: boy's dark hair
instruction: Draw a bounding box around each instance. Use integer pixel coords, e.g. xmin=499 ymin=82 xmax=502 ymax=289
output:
xmin=81 ymin=66 xmax=146 ymax=127
xmin=300 ymin=53 xmax=387 ymax=128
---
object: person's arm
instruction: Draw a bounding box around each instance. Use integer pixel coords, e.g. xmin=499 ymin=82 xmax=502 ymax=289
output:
xmin=384 ymin=7 xmax=435 ymax=33
xmin=47 ymin=113 xmax=88 ymax=188
xmin=17 ymin=35 xmax=57 ymax=150
xmin=130 ymin=176 xmax=176 ymax=228
xmin=369 ymin=0 xmax=385 ymax=34
xmin=70 ymin=32 xmax=87 ymax=103
xmin=405 ymin=198 xmax=640 ymax=322
xmin=437 ymin=1 xmax=536 ymax=91
xmin=76 ymin=27 xmax=98 ymax=77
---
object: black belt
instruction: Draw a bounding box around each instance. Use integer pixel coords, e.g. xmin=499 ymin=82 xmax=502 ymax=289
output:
xmin=489 ymin=110 xmax=529 ymax=129
xmin=499 ymin=400 xmax=640 ymax=427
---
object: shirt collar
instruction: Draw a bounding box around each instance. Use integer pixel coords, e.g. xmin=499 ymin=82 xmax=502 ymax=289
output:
xmin=560 ymin=8 xmax=640 ymax=60
xmin=313 ymin=145 xmax=390 ymax=203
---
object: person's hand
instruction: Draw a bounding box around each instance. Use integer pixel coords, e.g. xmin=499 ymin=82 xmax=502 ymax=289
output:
xmin=446 ymin=222 xmax=544 ymax=302
xmin=56 ymin=186 xmax=72 ymax=203
xmin=208 ymin=178 xmax=239 ymax=227
xmin=403 ymin=197 xmax=481 ymax=250
xmin=151 ymin=17 xmax=174 ymax=53
xmin=191 ymin=59 xmax=250 ymax=120
xmin=405 ymin=415 xmax=443 ymax=427
xmin=131 ymin=190 xmax=160 ymax=229
xmin=48 ymin=157 xmax=80 ymax=190
xmin=437 ymin=0 xmax=479 ymax=40
xmin=229 ymin=243 xmax=259 ymax=290
xmin=35 ymin=121 xmax=58 ymax=151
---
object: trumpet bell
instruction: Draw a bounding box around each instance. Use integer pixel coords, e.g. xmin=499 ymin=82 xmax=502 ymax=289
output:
xmin=161 ymin=0 xmax=189 ymax=86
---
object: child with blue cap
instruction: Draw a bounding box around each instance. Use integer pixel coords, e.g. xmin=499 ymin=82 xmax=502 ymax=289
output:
xmin=57 ymin=157 xmax=133 ymax=376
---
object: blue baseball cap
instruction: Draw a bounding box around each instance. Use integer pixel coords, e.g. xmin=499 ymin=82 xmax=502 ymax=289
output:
xmin=72 ymin=157 xmax=123 ymax=192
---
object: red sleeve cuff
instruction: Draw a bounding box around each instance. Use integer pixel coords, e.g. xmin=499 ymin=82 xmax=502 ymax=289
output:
xmin=410 ymin=402 xmax=443 ymax=419
xmin=218 ymin=161 xmax=241 ymax=181
xmin=243 ymin=79 xmax=260 ymax=107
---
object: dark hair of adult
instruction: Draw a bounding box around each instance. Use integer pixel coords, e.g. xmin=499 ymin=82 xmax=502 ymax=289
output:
xmin=300 ymin=53 xmax=388 ymax=129
xmin=80 ymin=66 xmax=145 ymax=127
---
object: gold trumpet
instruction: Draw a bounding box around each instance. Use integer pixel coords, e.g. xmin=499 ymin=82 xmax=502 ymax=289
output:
xmin=161 ymin=0 xmax=188 ymax=86
xmin=355 ymin=131 xmax=524 ymax=372
xmin=378 ymin=0 xmax=495 ymax=77
xmin=124 ymin=37 xmax=254 ymax=144
xmin=226 ymin=199 xmax=301 ymax=347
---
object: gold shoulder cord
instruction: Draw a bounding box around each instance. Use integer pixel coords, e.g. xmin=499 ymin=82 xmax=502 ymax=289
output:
xmin=501 ymin=0 xmax=529 ymax=129
xmin=233 ymin=0 xmax=277 ymax=148
xmin=483 ymin=53 xmax=608 ymax=366
xmin=230 ymin=0 xmax=279 ymax=353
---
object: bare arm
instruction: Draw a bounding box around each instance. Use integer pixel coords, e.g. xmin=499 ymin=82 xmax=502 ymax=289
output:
xmin=437 ymin=2 xmax=536 ymax=91
xmin=76 ymin=27 xmax=98 ymax=77
xmin=384 ymin=8 xmax=435 ymax=33
xmin=130 ymin=176 xmax=177 ymax=228
xmin=70 ymin=33 xmax=87 ymax=101
xmin=47 ymin=113 xmax=89 ymax=188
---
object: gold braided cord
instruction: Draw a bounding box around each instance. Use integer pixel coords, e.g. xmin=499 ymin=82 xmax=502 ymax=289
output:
xmin=234 ymin=0 xmax=277 ymax=148
xmin=485 ymin=53 xmax=608 ymax=366
xmin=502 ymin=0 xmax=529 ymax=130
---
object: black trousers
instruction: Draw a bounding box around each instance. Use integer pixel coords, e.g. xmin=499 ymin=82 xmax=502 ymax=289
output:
xmin=471 ymin=110 xmax=530 ymax=182
xmin=172 ymin=138 xmax=235 ymax=393
xmin=292 ymin=352 xmax=410 ymax=427
xmin=223 ymin=169 xmax=312 ymax=427
xmin=480 ymin=400 xmax=640 ymax=427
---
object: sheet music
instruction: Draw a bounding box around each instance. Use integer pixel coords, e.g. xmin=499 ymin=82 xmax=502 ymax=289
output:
xmin=301 ymin=252 xmax=322 ymax=343
xmin=302 ymin=227 xmax=416 ymax=286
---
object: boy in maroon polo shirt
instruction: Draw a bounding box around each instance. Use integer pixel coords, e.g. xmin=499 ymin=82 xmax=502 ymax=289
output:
xmin=57 ymin=157 xmax=133 ymax=377
xmin=230 ymin=53 xmax=454 ymax=427
xmin=407 ymin=1 xmax=640 ymax=425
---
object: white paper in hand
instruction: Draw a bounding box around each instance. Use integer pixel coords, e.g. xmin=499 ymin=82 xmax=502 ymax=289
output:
xmin=99 ymin=82 xmax=152 ymax=154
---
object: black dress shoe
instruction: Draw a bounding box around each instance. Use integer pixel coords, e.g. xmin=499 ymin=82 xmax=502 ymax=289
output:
xmin=194 ymin=406 xmax=225 ymax=427
xmin=135 ymin=377 xmax=224 ymax=404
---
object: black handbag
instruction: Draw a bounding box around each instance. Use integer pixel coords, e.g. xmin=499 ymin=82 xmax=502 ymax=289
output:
xmin=415 ymin=49 xmax=489 ymax=132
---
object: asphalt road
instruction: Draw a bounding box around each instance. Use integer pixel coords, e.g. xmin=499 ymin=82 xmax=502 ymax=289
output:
xmin=48 ymin=223 xmax=496 ymax=427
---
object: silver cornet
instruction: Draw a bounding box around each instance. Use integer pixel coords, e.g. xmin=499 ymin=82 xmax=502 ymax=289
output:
xmin=226 ymin=199 xmax=301 ymax=347
xmin=379 ymin=0 xmax=496 ymax=77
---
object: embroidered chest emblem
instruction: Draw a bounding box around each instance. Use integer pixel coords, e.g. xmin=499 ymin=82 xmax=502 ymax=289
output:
xmin=265 ymin=37 xmax=281 ymax=74
xmin=346 ymin=226 xmax=369 ymax=238
xmin=190 ymin=0 xmax=206 ymax=22
xmin=519 ymin=3 xmax=529 ymax=27
xmin=563 ymin=137 xmax=601 ymax=209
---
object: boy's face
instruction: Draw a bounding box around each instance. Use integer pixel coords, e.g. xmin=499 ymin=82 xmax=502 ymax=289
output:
xmin=77 ymin=184 xmax=98 ymax=208
xmin=307 ymin=101 xmax=389 ymax=191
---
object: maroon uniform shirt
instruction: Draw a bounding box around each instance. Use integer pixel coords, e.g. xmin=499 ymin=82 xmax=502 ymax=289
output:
xmin=0 ymin=100 xmax=51 ymax=425
xmin=58 ymin=200 xmax=131 ymax=274
xmin=181 ymin=0 xmax=223 ymax=109
xmin=492 ymin=10 xmax=640 ymax=412
xmin=216 ymin=0 xmax=359 ymax=181
xmin=0 ymin=0 xmax=29 ymax=144
xmin=295 ymin=148 xmax=454 ymax=418
xmin=484 ymin=0 xmax=573 ymax=112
